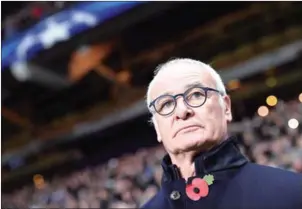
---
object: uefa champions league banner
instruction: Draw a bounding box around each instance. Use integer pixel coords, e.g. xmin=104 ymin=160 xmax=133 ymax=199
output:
xmin=1 ymin=1 xmax=143 ymax=70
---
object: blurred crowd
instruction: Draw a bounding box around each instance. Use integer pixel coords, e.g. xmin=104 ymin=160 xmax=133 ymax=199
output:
xmin=2 ymin=99 xmax=302 ymax=209
xmin=238 ymin=99 xmax=302 ymax=172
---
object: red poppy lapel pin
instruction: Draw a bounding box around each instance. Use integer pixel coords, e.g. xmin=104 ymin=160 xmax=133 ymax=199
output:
xmin=185 ymin=174 xmax=215 ymax=201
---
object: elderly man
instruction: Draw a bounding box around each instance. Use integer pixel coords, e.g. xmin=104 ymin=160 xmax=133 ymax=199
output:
xmin=142 ymin=58 xmax=302 ymax=209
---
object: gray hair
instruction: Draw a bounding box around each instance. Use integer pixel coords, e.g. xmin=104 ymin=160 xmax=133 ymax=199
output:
xmin=146 ymin=58 xmax=227 ymax=122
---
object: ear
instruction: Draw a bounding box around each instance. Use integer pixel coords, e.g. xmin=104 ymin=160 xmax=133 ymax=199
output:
xmin=153 ymin=117 xmax=162 ymax=143
xmin=223 ymin=95 xmax=232 ymax=122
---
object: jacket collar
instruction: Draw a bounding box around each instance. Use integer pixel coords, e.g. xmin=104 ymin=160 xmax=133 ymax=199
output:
xmin=161 ymin=136 xmax=248 ymax=182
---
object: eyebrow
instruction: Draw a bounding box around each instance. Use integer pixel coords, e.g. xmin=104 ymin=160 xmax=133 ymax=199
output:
xmin=160 ymin=81 xmax=206 ymax=96
xmin=184 ymin=81 xmax=205 ymax=90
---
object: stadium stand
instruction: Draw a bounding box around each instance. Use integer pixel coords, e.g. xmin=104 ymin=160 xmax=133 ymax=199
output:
xmin=2 ymin=97 xmax=302 ymax=208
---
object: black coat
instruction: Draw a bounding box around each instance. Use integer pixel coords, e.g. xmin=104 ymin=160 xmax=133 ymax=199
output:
xmin=142 ymin=137 xmax=302 ymax=209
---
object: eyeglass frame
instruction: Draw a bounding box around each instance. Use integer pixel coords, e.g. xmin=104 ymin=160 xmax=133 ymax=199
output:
xmin=149 ymin=86 xmax=223 ymax=116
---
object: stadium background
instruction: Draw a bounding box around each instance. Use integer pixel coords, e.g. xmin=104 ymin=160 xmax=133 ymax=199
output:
xmin=1 ymin=1 xmax=302 ymax=208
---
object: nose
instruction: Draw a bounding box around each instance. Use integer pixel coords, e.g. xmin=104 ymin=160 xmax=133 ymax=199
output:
xmin=174 ymin=97 xmax=193 ymax=120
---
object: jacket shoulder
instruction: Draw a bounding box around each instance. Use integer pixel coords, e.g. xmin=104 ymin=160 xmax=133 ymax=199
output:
xmin=245 ymin=163 xmax=302 ymax=182
xmin=242 ymin=163 xmax=302 ymax=206
xmin=243 ymin=163 xmax=302 ymax=188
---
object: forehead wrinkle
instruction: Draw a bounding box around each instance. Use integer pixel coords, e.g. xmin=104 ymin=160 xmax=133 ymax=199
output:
xmin=152 ymin=81 xmax=206 ymax=102
xmin=162 ymin=81 xmax=206 ymax=95
xmin=158 ymin=65 xmax=211 ymax=85
xmin=149 ymin=64 xmax=212 ymax=102
xmin=184 ymin=81 xmax=205 ymax=90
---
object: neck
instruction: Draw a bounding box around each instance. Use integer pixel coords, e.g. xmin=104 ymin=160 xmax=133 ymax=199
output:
xmin=169 ymin=151 xmax=196 ymax=181
xmin=162 ymin=136 xmax=249 ymax=184
xmin=169 ymin=137 xmax=228 ymax=181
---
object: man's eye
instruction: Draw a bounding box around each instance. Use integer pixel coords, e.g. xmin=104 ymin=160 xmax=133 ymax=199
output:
xmin=188 ymin=91 xmax=205 ymax=99
xmin=161 ymin=100 xmax=174 ymax=109
xmin=192 ymin=92 xmax=204 ymax=98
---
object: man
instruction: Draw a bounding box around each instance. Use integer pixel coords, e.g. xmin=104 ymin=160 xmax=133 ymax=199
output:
xmin=142 ymin=58 xmax=302 ymax=209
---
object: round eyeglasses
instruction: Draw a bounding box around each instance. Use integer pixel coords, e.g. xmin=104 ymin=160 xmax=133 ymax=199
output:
xmin=149 ymin=86 xmax=222 ymax=116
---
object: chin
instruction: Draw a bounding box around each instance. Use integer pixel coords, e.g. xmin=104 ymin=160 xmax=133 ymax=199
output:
xmin=177 ymin=133 xmax=208 ymax=150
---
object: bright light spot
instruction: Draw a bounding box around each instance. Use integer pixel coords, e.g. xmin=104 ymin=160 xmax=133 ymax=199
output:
xmin=227 ymin=79 xmax=240 ymax=90
xmin=288 ymin=118 xmax=299 ymax=129
xmin=299 ymin=93 xmax=302 ymax=103
xmin=11 ymin=62 xmax=30 ymax=81
xmin=266 ymin=95 xmax=278 ymax=107
xmin=33 ymin=174 xmax=43 ymax=181
xmin=258 ymin=106 xmax=269 ymax=117
xmin=33 ymin=174 xmax=45 ymax=189
xmin=117 ymin=70 xmax=131 ymax=84
xmin=265 ymin=77 xmax=277 ymax=87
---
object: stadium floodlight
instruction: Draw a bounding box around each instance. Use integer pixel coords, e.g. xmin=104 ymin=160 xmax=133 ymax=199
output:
xmin=11 ymin=61 xmax=31 ymax=82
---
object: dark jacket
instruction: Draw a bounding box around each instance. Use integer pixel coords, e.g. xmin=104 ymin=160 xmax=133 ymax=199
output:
xmin=142 ymin=137 xmax=302 ymax=209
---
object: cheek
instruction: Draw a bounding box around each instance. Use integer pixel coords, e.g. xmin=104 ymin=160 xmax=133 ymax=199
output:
xmin=158 ymin=119 xmax=171 ymax=137
xmin=155 ymin=116 xmax=170 ymax=137
xmin=197 ymin=101 xmax=224 ymax=124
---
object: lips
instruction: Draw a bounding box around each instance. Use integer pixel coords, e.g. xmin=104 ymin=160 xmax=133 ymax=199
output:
xmin=174 ymin=125 xmax=201 ymax=137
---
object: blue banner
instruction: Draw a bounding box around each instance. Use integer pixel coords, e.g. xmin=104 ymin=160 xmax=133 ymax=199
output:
xmin=1 ymin=2 xmax=143 ymax=70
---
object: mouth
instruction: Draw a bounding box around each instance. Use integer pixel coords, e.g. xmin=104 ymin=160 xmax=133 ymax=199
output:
xmin=174 ymin=125 xmax=201 ymax=137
